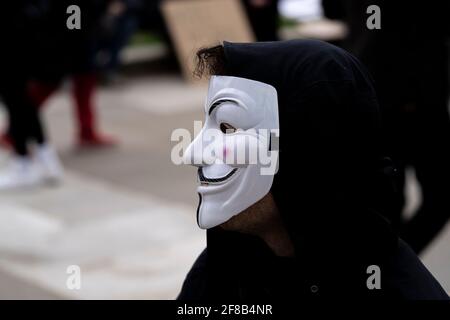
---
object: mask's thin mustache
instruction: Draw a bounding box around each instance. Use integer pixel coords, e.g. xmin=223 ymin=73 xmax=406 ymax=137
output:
xmin=198 ymin=167 xmax=238 ymax=184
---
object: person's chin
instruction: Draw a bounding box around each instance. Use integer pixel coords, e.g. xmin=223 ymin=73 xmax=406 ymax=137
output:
xmin=219 ymin=222 xmax=233 ymax=231
xmin=218 ymin=218 xmax=233 ymax=231
xmin=219 ymin=212 xmax=246 ymax=232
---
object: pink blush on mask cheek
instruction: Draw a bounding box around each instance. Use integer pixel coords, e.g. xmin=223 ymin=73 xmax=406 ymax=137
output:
xmin=222 ymin=146 xmax=234 ymax=164
xmin=222 ymin=147 xmax=228 ymax=160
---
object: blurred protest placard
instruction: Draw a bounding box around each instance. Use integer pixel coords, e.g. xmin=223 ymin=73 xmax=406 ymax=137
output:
xmin=161 ymin=0 xmax=255 ymax=82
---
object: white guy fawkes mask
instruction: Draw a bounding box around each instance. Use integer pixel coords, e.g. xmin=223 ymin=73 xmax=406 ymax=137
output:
xmin=184 ymin=76 xmax=279 ymax=229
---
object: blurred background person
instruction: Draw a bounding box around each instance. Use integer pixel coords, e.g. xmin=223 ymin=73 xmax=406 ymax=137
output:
xmin=0 ymin=1 xmax=63 ymax=190
xmin=242 ymin=0 xmax=280 ymax=41
xmin=95 ymin=0 xmax=142 ymax=84
xmin=322 ymin=0 xmax=450 ymax=254
xmin=1 ymin=0 xmax=117 ymax=150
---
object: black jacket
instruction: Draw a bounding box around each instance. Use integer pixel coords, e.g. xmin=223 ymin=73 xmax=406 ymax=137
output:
xmin=179 ymin=237 xmax=447 ymax=300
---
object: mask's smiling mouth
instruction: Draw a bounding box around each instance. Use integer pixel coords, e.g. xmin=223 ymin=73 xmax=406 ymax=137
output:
xmin=198 ymin=167 xmax=238 ymax=185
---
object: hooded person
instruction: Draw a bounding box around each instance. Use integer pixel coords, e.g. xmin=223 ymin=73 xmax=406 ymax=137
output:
xmin=178 ymin=40 xmax=448 ymax=300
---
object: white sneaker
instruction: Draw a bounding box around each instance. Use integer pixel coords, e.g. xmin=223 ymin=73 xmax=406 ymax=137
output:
xmin=0 ymin=156 xmax=42 ymax=191
xmin=35 ymin=144 xmax=64 ymax=184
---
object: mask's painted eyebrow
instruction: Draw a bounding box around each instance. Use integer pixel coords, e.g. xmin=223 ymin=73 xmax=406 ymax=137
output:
xmin=208 ymin=99 xmax=235 ymax=115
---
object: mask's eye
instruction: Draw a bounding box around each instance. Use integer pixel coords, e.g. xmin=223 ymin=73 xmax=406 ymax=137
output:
xmin=220 ymin=122 xmax=236 ymax=134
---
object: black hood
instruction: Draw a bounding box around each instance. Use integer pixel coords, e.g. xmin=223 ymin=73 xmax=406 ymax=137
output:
xmin=205 ymin=40 xmax=398 ymax=299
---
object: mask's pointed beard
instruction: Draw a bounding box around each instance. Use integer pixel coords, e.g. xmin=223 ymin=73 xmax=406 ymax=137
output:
xmin=196 ymin=193 xmax=203 ymax=227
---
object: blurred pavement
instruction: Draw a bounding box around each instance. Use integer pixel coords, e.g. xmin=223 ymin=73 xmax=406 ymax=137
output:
xmin=0 ymin=74 xmax=448 ymax=299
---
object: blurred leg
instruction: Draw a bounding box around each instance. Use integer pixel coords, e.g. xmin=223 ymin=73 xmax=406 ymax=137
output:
xmin=72 ymin=73 xmax=96 ymax=140
xmin=401 ymin=121 xmax=450 ymax=254
xmin=1 ymin=80 xmax=58 ymax=149
xmin=0 ymin=76 xmax=49 ymax=190
xmin=72 ymin=73 xmax=117 ymax=146
xmin=1 ymin=78 xmax=45 ymax=155
xmin=27 ymin=80 xmax=59 ymax=107
xmin=26 ymin=81 xmax=64 ymax=183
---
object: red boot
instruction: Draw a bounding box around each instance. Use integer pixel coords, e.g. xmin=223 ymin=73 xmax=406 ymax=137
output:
xmin=78 ymin=132 xmax=118 ymax=148
xmin=73 ymin=73 xmax=118 ymax=148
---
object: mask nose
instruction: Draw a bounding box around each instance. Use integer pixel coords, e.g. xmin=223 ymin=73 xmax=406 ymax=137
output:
xmin=183 ymin=130 xmax=216 ymax=167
